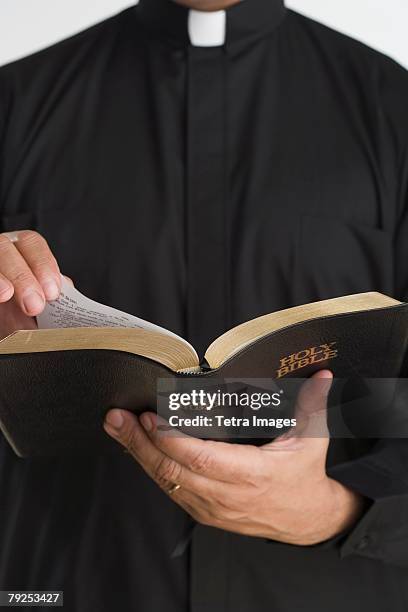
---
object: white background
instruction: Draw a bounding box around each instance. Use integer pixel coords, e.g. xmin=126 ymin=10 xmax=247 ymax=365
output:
xmin=0 ymin=0 xmax=407 ymax=68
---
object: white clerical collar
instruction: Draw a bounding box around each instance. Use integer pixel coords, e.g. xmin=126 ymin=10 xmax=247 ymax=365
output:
xmin=137 ymin=0 xmax=287 ymax=51
xmin=188 ymin=10 xmax=226 ymax=47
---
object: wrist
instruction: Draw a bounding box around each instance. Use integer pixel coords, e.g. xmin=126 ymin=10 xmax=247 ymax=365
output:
xmin=301 ymin=477 xmax=365 ymax=545
xmin=280 ymin=478 xmax=366 ymax=546
xmin=325 ymin=477 xmax=366 ymax=537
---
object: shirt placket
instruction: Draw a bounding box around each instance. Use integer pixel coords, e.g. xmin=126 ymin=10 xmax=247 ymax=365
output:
xmin=185 ymin=45 xmax=229 ymax=359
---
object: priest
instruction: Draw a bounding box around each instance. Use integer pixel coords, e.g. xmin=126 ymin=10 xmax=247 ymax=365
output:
xmin=0 ymin=1 xmax=408 ymax=610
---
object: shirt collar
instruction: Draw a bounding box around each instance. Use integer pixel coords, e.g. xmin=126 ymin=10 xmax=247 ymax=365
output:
xmin=137 ymin=0 xmax=286 ymax=49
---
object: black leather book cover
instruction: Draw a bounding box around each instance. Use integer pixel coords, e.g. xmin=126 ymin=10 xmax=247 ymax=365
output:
xmin=0 ymin=304 xmax=407 ymax=457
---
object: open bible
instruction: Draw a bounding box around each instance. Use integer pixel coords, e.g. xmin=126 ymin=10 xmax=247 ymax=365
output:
xmin=0 ymin=278 xmax=407 ymax=456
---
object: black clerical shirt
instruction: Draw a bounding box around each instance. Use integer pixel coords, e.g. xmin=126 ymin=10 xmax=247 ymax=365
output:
xmin=1 ymin=1 xmax=408 ymax=611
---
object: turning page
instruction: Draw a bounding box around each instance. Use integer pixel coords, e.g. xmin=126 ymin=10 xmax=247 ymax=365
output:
xmin=36 ymin=276 xmax=197 ymax=357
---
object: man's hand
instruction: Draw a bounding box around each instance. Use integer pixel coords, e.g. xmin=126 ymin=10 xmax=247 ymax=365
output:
xmin=104 ymin=370 xmax=364 ymax=545
xmin=0 ymin=230 xmax=62 ymax=338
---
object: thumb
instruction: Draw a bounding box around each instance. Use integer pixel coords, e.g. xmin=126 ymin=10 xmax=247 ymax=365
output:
xmin=271 ymin=370 xmax=333 ymax=450
xmin=294 ymin=369 xmax=333 ymax=440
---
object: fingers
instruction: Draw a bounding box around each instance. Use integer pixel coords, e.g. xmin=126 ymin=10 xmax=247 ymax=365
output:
xmin=15 ymin=231 xmax=61 ymax=299
xmin=138 ymin=412 xmax=262 ymax=484
xmin=103 ymin=409 xmax=217 ymax=497
xmin=0 ymin=230 xmax=61 ymax=316
xmin=62 ymin=275 xmax=74 ymax=286
xmin=0 ymin=234 xmax=45 ymax=315
xmin=0 ymin=272 xmax=14 ymax=302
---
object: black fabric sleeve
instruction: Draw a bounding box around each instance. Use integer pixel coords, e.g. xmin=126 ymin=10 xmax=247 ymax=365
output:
xmin=327 ymin=98 xmax=408 ymax=566
xmin=327 ymin=441 xmax=408 ymax=566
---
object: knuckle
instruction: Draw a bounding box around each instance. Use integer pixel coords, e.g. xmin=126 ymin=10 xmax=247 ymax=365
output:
xmin=18 ymin=229 xmax=46 ymax=247
xmin=0 ymin=235 xmax=13 ymax=251
xmin=18 ymin=232 xmax=55 ymax=268
xmin=32 ymin=258 xmax=58 ymax=276
xmin=122 ymin=423 xmax=143 ymax=456
xmin=188 ymin=449 xmax=213 ymax=475
xmin=11 ymin=269 xmax=36 ymax=287
xmin=154 ymin=456 xmax=182 ymax=487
